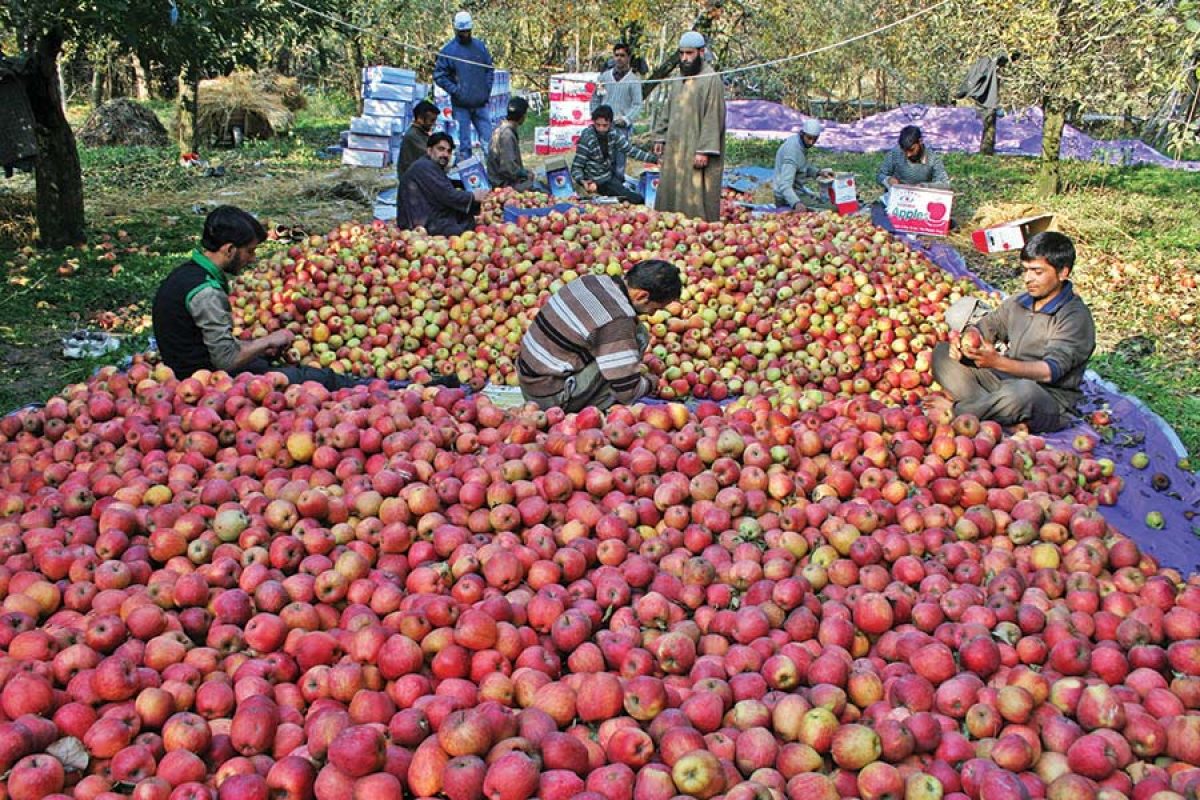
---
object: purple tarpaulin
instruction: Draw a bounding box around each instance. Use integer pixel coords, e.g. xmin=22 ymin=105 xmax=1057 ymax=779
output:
xmin=876 ymin=209 xmax=1200 ymax=571
xmin=727 ymin=101 xmax=1200 ymax=172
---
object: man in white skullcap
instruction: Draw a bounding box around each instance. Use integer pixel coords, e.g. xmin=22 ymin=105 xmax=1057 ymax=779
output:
xmin=773 ymin=118 xmax=836 ymax=210
xmin=651 ymin=31 xmax=726 ymax=222
xmin=434 ymin=11 xmax=496 ymax=164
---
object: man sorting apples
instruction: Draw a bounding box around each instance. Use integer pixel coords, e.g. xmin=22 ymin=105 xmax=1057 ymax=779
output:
xmin=398 ymin=131 xmax=489 ymax=237
xmin=518 ymin=259 xmax=681 ymax=411
xmin=152 ymin=206 xmax=365 ymax=390
xmin=651 ymin=31 xmax=726 ymax=222
xmin=928 ymin=231 xmax=1095 ymax=432
xmin=876 ymin=125 xmax=950 ymax=203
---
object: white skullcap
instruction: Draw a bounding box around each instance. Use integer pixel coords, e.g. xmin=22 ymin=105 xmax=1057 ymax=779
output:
xmin=802 ymin=119 xmax=822 ymax=137
xmin=679 ymin=31 xmax=706 ymax=49
xmin=453 ymin=11 xmax=473 ymax=30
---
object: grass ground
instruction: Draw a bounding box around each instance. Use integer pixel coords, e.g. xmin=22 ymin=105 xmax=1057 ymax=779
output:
xmin=1 ymin=95 xmax=1197 ymax=461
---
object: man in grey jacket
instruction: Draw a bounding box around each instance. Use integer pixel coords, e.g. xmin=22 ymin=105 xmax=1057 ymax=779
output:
xmin=487 ymin=97 xmax=533 ymax=190
xmin=928 ymin=232 xmax=1095 ymax=432
xmin=773 ymin=119 xmax=834 ymax=210
xmin=590 ymin=42 xmax=644 ymax=180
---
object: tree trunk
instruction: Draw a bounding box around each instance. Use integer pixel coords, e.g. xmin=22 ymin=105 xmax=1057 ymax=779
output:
xmin=345 ymin=37 xmax=365 ymax=105
xmin=132 ymin=53 xmax=150 ymax=100
xmin=176 ymin=68 xmax=199 ymax=152
xmin=1036 ymin=95 xmax=1066 ymax=197
xmin=980 ymin=107 xmax=997 ymax=155
xmin=27 ymin=30 xmax=86 ymax=249
xmin=91 ymin=63 xmax=103 ymax=107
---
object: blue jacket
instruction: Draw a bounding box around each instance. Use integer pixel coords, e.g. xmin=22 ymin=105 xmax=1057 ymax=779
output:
xmin=434 ymin=38 xmax=495 ymax=109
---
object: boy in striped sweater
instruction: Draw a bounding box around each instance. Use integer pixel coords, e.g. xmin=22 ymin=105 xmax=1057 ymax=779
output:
xmin=518 ymin=259 xmax=682 ymax=411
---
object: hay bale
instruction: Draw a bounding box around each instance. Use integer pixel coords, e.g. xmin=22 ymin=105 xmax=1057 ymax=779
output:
xmin=188 ymin=70 xmax=294 ymax=145
xmin=78 ymin=98 xmax=169 ymax=147
xmin=253 ymin=71 xmax=307 ymax=112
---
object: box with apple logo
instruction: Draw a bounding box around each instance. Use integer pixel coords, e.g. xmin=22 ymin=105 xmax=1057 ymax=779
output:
xmin=821 ymin=172 xmax=859 ymax=215
xmin=971 ymin=214 xmax=1057 ymax=255
xmin=639 ymin=169 xmax=660 ymax=210
xmin=454 ymin=156 xmax=491 ymax=192
xmin=543 ymin=157 xmax=576 ymax=200
xmin=885 ymin=185 xmax=954 ymax=237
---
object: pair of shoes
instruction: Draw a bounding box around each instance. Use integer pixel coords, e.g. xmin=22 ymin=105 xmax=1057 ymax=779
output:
xmin=62 ymin=330 xmax=121 ymax=359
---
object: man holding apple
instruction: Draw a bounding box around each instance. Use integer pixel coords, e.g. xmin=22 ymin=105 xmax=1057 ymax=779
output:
xmin=928 ymin=231 xmax=1095 ymax=432
xmin=518 ymin=259 xmax=681 ymax=412
xmin=773 ymin=118 xmax=834 ymax=211
xmin=152 ymin=206 xmax=364 ymax=390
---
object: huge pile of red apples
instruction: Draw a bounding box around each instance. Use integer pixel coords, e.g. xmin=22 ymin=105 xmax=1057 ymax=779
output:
xmin=232 ymin=205 xmax=969 ymax=402
xmin=0 ymin=204 xmax=1195 ymax=800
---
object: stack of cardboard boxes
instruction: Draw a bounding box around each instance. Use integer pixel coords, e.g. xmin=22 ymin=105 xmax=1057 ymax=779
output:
xmin=535 ymin=72 xmax=597 ymax=156
xmin=343 ymin=67 xmax=425 ymax=168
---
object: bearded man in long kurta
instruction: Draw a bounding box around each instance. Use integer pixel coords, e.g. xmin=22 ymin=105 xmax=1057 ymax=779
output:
xmin=652 ymin=31 xmax=726 ymax=222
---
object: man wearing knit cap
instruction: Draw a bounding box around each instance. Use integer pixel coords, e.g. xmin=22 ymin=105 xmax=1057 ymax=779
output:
xmin=651 ymin=31 xmax=726 ymax=221
xmin=773 ymin=118 xmax=835 ymax=210
xmin=434 ymin=11 xmax=496 ymax=164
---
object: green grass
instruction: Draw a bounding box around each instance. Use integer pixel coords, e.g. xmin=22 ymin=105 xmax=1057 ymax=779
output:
xmin=2 ymin=95 xmax=1199 ymax=464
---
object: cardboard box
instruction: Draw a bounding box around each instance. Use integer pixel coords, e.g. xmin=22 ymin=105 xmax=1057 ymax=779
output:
xmin=350 ymin=116 xmax=404 ymax=136
xmin=363 ymin=82 xmax=415 ymax=102
xmin=971 ymin=214 xmax=1057 ymax=255
xmin=549 ymin=100 xmax=592 ymax=126
xmin=455 ymin=156 xmax=491 ymax=192
xmin=549 ymin=72 xmax=599 ymax=102
xmin=544 ymin=157 xmax=575 ymax=199
xmin=346 ymin=133 xmax=395 ymax=153
xmin=639 ymin=169 xmax=660 ymax=210
xmin=885 ymin=185 xmax=954 ymax=237
xmin=534 ymin=125 xmax=586 ymax=154
xmin=363 ymin=66 xmax=416 ymax=85
xmin=363 ymin=98 xmax=412 ymax=119
xmin=342 ymin=148 xmax=390 ymax=168
xmin=822 ymin=172 xmax=859 ymax=215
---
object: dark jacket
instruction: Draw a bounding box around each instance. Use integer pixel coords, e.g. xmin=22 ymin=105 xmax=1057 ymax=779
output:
xmin=152 ymin=255 xmax=229 ymax=377
xmin=398 ymin=155 xmax=479 ymax=237
xmin=487 ymin=121 xmax=529 ymax=187
xmin=433 ymin=38 xmax=495 ymax=109
xmin=398 ymin=125 xmax=431 ymax=178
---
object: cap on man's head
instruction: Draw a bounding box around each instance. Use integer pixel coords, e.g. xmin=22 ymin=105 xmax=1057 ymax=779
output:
xmin=453 ymin=11 xmax=473 ymax=30
xmin=802 ymin=119 xmax=822 ymax=137
xmin=679 ymin=31 xmax=706 ymax=49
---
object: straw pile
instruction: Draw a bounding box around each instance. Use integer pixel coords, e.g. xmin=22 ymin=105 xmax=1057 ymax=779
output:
xmin=78 ymin=98 xmax=169 ymax=147
xmin=190 ymin=70 xmax=295 ymax=143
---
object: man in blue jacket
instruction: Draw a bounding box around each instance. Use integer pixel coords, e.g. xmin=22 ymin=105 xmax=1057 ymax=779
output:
xmin=434 ymin=11 xmax=496 ymax=165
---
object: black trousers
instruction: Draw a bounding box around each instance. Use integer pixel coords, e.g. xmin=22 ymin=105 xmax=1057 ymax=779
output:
xmin=239 ymin=358 xmax=368 ymax=391
xmin=592 ymin=176 xmax=646 ymax=205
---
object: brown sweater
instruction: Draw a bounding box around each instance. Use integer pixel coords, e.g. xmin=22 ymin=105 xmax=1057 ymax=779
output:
xmin=517 ymin=274 xmax=653 ymax=403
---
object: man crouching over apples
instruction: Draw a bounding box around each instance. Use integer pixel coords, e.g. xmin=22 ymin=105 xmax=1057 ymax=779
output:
xmin=518 ymin=259 xmax=681 ymax=412
xmin=152 ymin=205 xmax=365 ymax=390
xmin=927 ymin=231 xmax=1095 ymax=433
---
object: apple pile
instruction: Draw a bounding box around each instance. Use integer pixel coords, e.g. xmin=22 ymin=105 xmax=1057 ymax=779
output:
xmin=0 ymin=357 xmax=1197 ymax=800
xmin=229 ymin=205 xmax=977 ymax=401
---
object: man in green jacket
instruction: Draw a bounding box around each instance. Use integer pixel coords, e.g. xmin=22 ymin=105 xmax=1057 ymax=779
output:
xmin=487 ymin=97 xmax=533 ymax=190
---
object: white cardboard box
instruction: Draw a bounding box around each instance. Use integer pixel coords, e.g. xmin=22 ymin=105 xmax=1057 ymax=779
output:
xmin=971 ymin=214 xmax=1057 ymax=255
xmin=363 ymin=82 xmax=416 ymax=102
xmin=346 ymin=133 xmax=395 ymax=153
xmin=549 ymin=100 xmax=592 ymax=126
xmin=549 ymin=72 xmax=599 ymax=102
xmin=362 ymin=66 xmax=416 ymax=85
xmin=885 ymin=185 xmax=954 ymax=237
xmin=350 ymin=116 xmax=403 ymax=136
xmin=823 ymin=172 xmax=859 ymax=215
xmin=342 ymin=148 xmax=390 ymax=168
xmin=363 ymin=98 xmax=412 ymax=119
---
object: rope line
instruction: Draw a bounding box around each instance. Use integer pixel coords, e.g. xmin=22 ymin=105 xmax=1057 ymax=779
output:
xmin=285 ymin=0 xmax=953 ymax=91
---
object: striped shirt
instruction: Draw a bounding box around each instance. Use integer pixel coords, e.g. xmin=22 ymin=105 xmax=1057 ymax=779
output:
xmin=876 ymin=146 xmax=950 ymax=189
xmin=570 ymin=126 xmax=657 ymax=185
xmin=518 ymin=274 xmax=654 ymax=403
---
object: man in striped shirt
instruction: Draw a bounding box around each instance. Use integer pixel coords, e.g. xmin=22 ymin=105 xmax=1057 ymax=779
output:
xmin=518 ymin=260 xmax=682 ymax=411
xmin=571 ymin=105 xmax=658 ymax=204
